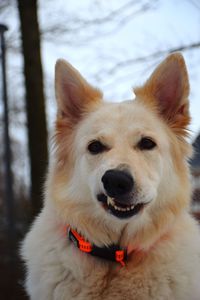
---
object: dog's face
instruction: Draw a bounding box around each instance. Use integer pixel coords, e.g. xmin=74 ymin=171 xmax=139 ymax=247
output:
xmin=73 ymin=101 xmax=168 ymax=220
xmin=51 ymin=54 xmax=192 ymax=245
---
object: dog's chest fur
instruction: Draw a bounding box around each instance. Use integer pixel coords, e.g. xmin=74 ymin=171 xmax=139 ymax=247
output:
xmin=55 ymin=247 xmax=198 ymax=300
xmin=23 ymin=211 xmax=200 ymax=300
xmin=53 ymin=258 xmax=174 ymax=300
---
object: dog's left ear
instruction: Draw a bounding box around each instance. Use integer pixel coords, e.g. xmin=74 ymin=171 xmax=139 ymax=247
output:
xmin=55 ymin=59 xmax=102 ymax=123
xmin=135 ymin=53 xmax=190 ymax=133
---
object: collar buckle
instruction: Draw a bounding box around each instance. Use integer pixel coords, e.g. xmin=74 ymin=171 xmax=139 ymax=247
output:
xmin=68 ymin=228 xmax=92 ymax=253
xmin=115 ymin=250 xmax=126 ymax=266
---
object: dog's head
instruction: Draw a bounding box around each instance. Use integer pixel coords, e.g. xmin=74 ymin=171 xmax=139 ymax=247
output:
xmin=49 ymin=53 xmax=192 ymax=247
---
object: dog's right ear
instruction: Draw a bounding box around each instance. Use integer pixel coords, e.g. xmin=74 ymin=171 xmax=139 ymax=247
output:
xmin=55 ymin=59 xmax=102 ymax=123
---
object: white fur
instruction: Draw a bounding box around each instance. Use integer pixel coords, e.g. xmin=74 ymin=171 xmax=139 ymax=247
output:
xmin=21 ymin=55 xmax=200 ymax=300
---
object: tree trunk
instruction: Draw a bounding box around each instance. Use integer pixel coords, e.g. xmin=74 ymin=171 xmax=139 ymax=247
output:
xmin=17 ymin=0 xmax=48 ymax=216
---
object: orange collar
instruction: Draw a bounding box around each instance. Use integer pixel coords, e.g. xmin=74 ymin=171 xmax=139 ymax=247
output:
xmin=67 ymin=226 xmax=127 ymax=267
xmin=66 ymin=226 xmax=170 ymax=268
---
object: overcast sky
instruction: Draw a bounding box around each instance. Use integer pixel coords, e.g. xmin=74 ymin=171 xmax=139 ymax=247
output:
xmin=1 ymin=0 xmax=200 ymax=137
xmin=1 ymin=0 xmax=200 ymax=185
xmin=39 ymin=0 xmax=200 ymax=136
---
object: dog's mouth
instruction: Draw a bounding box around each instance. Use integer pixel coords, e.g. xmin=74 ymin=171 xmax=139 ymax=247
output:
xmin=97 ymin=194 xmax=145 ymax=219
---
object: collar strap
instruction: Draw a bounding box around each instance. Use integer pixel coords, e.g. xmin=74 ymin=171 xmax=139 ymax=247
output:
xmin=68 ymin=227 xmax=127 ymax=267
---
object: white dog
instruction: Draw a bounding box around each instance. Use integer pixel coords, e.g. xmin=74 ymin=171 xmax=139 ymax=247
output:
xmin=22 ymin=53 xmax=200 ymax=300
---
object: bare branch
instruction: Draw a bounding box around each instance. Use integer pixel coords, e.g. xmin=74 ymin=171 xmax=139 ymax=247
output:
xmin=42 ymin=0 xmax=158 ymax=42
xmin=104 ymin=42 xmax=200 ymax=76
xmin=189 ymin=0 xmax=200 ymax=10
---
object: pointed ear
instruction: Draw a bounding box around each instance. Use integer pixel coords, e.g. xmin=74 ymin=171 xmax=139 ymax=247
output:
xmin=134 ymin=53 xmax=190 ymax=134
xmin=55 ymin=59 xmax=103 ymax=122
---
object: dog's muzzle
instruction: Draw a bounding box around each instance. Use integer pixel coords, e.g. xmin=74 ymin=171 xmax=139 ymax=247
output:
xmin=97 ymin=169 xmax=145 ymax=219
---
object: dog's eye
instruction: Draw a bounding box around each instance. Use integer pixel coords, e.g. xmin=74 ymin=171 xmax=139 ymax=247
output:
xmin=138 ymin=137 xmax=156 ymax=150
xmin=87 ymin=140 xmax=107 ymax=155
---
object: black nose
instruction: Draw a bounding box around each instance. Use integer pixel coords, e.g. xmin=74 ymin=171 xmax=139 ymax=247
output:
xmin=102 ymin=169 xmax=134 ymax=198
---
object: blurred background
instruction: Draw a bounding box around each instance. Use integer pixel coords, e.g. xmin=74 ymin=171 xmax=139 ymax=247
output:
xmin=0 ymin=0 xmax=200 ymax=299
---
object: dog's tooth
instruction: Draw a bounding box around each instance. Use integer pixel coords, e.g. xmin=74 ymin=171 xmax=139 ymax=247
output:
xmin=108 ymin=199 xmax=137 ymax=212
xmin=107 ymin=197 xmax=112 ymax=206
xmin=107 ymin=197 xmax=115 ymax=207
xmin=116 ymin=205 xmax=124 ymax=211
xmin=122 ymin=207 xmax=127 ymax=212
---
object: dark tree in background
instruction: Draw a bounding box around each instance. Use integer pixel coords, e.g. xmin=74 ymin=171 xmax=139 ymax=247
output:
xmin=17 ymin=0 xmax=48 ymax=216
